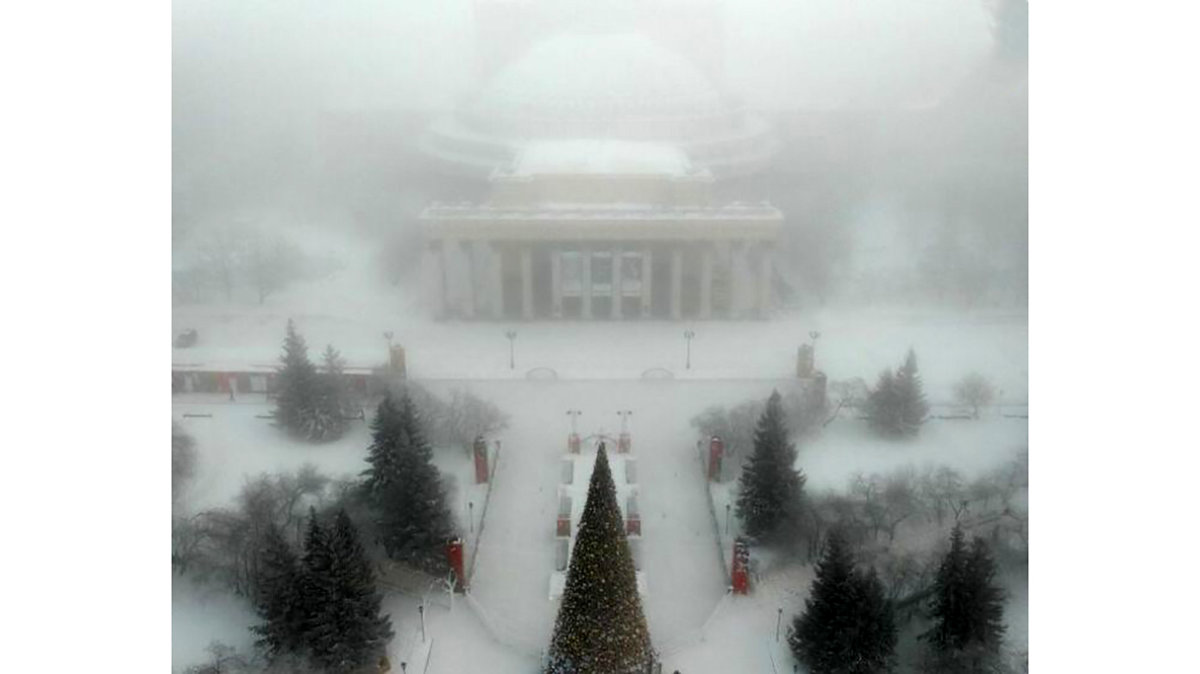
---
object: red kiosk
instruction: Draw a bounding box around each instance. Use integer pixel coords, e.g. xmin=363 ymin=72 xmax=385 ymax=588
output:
xmin=731 ymin=537 xmax=750 ymax=595
xmin=446 ymin=537 xmax=467 ymax=592
xmin=473 ymin=436 xmax=490 ymax=484
xmin=707 ymin=436 xmax=724 ymax=482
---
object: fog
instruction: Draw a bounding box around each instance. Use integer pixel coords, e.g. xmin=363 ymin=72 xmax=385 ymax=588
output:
xmin=174 ymin=0 xmax=1025 ymax=308
xmin=173 ymin=1 xmax=1028 ymax=672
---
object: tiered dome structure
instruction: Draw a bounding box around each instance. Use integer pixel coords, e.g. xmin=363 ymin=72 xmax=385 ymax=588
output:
xmin=421 ymin=32 xmax=776 ymax=178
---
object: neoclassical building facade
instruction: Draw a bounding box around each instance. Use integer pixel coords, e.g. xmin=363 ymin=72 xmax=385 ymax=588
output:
xmin=421 ymin=140 xmax=781 ymax=320
xmin=418 ymin=11 xmax=784 ymax=321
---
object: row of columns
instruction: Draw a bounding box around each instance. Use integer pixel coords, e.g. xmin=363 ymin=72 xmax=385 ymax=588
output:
xmin=427 ymin=240 xmax=772 ymax=320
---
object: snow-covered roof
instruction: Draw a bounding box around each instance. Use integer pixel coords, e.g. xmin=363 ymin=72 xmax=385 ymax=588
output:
xmin=512 ymin=140 xmax=691 ymax=177
xmin=422 ymin=202 xmax=781 ymax=220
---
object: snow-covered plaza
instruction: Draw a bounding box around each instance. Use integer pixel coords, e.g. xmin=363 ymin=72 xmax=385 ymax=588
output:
xmin=173 ymin=288 xmax=1027 ymax=672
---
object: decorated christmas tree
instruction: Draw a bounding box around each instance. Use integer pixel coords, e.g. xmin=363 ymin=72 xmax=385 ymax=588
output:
xmin=546 ymin=446 xmax=654 ymax=674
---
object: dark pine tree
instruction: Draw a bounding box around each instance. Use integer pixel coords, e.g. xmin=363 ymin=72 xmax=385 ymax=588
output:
xmin=894 ymin=349 xmax=929 ymax=437
xmin=297 ymin=508 xmax=335 ymax=666
xmin=314 ymin=344 xmax=350 ymax=441
xmin=867 ymin=369 xmax=903 ymax=438
xmin=923 ymin=525 xmax=1007 ymax=672
xmin=546 ymin=446 xmax=654 ymax=674
xmin=372 ymin=391 xmax=455 ymax=574
xmin=964 ymin=537 xmax=1007 ymax=653
xmin=790 ymin=530 xmax=897 ymax=674
xmin=735 ymin=390 xmax=806 ymax=542
xmin=308 ymin=510 xmax=394 ymax=674
xmin=360 ymin=392 xmax=404 ymax=504
xmin=274 ymin=320 xmax=325 ymax=441
xmin=251 ymin=524 xmax=306 ymax=660
xmin=926 ymin=524 xmax=970 ymax=652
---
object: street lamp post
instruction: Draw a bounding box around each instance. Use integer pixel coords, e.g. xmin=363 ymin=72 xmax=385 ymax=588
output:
xmin=809 ymin=330 xmax=820 ymax=359
xmin=683 ymin=329 xmax=695 ymax=370
xmin=505 ymin=330 xmax=517 ymax=370
xmin=725 ymin=503 xmax=731 ymax=536
xmin=419 ymin=603 xmax=426 ymax=643
xmin=469 ymin=501 xmax=475 ymax=534
xmin=776 ymin=607 xmax=783 ymax=642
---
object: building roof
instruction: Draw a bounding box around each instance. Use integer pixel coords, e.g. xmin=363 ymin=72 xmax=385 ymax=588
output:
xmin=420 ymin=31 xmax=778 ymax=179
xmin=512 ymin=140 xmax=692 ymax=177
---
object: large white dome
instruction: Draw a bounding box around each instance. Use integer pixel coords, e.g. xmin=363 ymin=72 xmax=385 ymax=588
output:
xmin=421 ymin=31 xmax=778 ymax=178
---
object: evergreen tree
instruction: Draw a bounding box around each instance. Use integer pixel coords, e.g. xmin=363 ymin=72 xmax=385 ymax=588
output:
xmin=894 ymin=349 xmax=929 ymax=436
xmin=274 ymin=320 xmax=337 ymax=442
xmin=369 ymin=390 xmax=455 ymax=574
xmin=735 ymin=390 xmax=806 ymax=542
xmin=790 ymin=530 xmax=897 ymax=674
xmin=251 ymin=523 xmax=306 ymax=660
xmin=546 ymin=446 xmax=654 ymax=674
xmin=963 ymin=538 xmax=1007 ymax=653
xmin=308 ymin=510 xmax=394 ymax=674
xmin=314 ymin=344 xmax=350 ymax=441
xmin=360 ymin=392 xmax=404 ymax=503
xmin=923 ymin=525 xmax=1007 ymax=672
xmin=926 ymin=525 xmax=970 ymax=652
xmin=867 ymin=350 xmax=929 ymax=439
xmin=297 ymin=508 xmax=334 ymax=664
xmin=867 ymin=369 xmax=902 ymax=438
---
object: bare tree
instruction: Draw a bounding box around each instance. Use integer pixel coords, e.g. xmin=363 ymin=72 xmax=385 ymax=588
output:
xmin=182 ymin=641 xmax=252 ymax=674
xmin=954 ymin=372 xmax=998 ymax=418
xmin=691 ymin=399 xmax=764 ymax=477
xmin=919 ymin=466 xmax=967 ymax=525
xmin=848 ymin=468 xmax=922 ymax=543
xmin=198 ymin=226 xmax=245 ymax=302
xmin=246 ymin=231 xmax=303 ymax=304
xmin=173 ymin=465 xmax=331 ymax=596
xmin=880 ymin=468 xmax=923 ymax=542
xmin=408 ymin=384 xmax=511 ymax=456
xmin=172 ymin=423 xmax=197 ymax=507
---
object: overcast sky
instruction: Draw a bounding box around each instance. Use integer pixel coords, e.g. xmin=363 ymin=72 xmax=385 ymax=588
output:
xmin=174 ymin=0 xmax=994 ymax=115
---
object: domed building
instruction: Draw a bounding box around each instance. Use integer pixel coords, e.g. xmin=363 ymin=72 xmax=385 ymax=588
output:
xmin=419 ymin=11 xmax=783 ymax=321
xmin=421 ymin=32 xmax=777 ymax=179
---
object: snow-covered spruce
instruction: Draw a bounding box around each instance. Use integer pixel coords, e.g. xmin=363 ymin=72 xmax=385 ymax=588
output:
xmin=866 ymin=348 xmax=930 ymax=439
xmin=921 ymin=524 xmax=1007 ymax=672
xmin=273 ymin=320 xmax=350 ymax=443
xmin=789 ymin=528 xmax=897 ymax=674
xmin=735 ymin=390 xmax=807 ymax=543
xmin=360 ymin=388 xmax=455 ymax=575
xmin=254 ymin=509 xmax=393 ymax=673
xmin=545 ymin=445 xmax=654 ymax=674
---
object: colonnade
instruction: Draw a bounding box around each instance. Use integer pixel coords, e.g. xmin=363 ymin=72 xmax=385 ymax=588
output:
xmin=424 ymin=240 xmax=773 ymax=320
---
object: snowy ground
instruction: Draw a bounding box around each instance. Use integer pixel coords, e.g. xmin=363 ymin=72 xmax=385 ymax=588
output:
xmin=172 ymin=254 xmax=1027 ymax=672
xmin=173 ymin=381 xmax=1026 ymax=673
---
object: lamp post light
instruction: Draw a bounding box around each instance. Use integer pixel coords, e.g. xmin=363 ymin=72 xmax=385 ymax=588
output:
xmin=617 ymin=410 xmax=633 ymax=432
xmin=505 ymin=330 xmax=517 ymax=370
xmin=683 ymin=329 xmax=696 ymax=370
xmin=567 ymin=410 xmax=582 ymax=433
xmin=419 ymin=603 xmax=426 ymax=643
